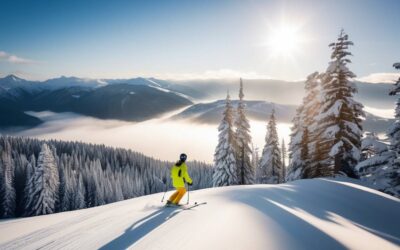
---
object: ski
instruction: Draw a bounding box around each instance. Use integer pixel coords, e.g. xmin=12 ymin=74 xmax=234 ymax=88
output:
xmin=164 ymin=201 xmax=207 ymax=210
xmin=182 ymin=201 xmax=207 ymax=210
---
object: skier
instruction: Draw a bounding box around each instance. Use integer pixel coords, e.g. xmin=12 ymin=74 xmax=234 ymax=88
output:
xmin=166 ymin=153 xmax=193 ymax=206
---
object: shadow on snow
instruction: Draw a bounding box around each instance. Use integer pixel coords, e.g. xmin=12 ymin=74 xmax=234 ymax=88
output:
xmin=221 ymin=178 xmax=400 ymax=249
xmin=100 ymin=178 xmax=399 ymax=249
xmin=99 ymin=207 xmax=183 ymax=250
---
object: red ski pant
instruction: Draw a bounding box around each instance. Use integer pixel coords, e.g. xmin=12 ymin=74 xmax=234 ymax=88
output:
xmin=168 ymin=187 xmax=186 ymax=204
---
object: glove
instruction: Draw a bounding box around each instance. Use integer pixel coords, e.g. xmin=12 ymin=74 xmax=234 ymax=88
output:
xmin=188 ymin=182 xmax=193 ymax=186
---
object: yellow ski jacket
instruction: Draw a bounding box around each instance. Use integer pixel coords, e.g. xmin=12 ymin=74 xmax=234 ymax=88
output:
xmin=171 ymin=162 xmax=192 ymax=188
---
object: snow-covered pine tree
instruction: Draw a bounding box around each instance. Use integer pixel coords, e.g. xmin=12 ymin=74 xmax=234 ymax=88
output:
xmin=258 ymin=109 xmax=283 ymax=184
xmin=13 ymin=154 xmax=28 ymax=217
xmin=235 ymin=78 xmax=255 ymax=185
xmin=58 ymin=162 xmax=67 ymax=212
xmin=314 ymin=30 xmax=364 ymax=177
xmin=281 ymin=138 xmax=286 ymax=181
xmin=382 ymin=62 xmax=400 ymax=197
xmin=0 ymin=153 xmax=3 ymax=217
xmin=0 ymin=142 xmax=16 ymax=218
xmin=213 ymin=92 xmax=238 ymax=187
xmin=359 ymin=133 xmax=388 ymax=161
xmin=355 ymin=133 xmax=399 ymax=197
xmin=388 ymin=62 xmax=400 ymax=155
xmin=286 ymin=105 xmax=304 ymax=181
xmin=23 ymin=155 xmax=35 ymax=213
xmin=356 ymin=133 xmax=393 ymax=184
xmin=0 ymin=135 xmax=212 ymax=217
xmin=25 ymin=143 xmax=60 ymax=216
xmin=300 ymin=127 xmax=314 ymax=177
xmin=287 ymin=72 xmax=321 ymax=181
xmin=251 ymin=144 xmax=259 ymax=171
xmin=74 ymin=174 xmax=86 ymax=209
xmin=301 ymin=72 xmax=322 ymax=167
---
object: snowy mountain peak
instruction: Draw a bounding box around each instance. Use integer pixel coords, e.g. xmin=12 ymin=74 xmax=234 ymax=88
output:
xmin=1 ymin=74 xmax=26 ymax=82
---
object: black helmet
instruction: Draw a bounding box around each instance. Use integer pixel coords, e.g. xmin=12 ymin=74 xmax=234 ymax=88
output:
xmin=180 ymin=153 xmax=187 ymax=162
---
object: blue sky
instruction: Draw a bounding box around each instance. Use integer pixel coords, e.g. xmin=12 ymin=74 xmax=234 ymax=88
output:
xmin=0 ymin=0 xmax=399 ymax=81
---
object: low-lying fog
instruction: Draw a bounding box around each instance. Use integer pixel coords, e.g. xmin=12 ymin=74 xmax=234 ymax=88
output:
xmin=8 ymin=111 xmax=291 ymax=164
xmin=4 ymin=102 xmax=393 ymax=164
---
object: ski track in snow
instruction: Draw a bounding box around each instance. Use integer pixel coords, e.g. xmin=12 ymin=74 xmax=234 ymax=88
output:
xmin=0 ymin=178 xmax=399 ymax=250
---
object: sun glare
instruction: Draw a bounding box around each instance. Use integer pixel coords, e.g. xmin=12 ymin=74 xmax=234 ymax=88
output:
xmin=267 ymin=23 xmax=304 ymax=58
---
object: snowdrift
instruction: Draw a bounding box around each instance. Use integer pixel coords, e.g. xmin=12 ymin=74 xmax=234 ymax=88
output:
xmin=0 ymin=178 xmax=399 ymax=250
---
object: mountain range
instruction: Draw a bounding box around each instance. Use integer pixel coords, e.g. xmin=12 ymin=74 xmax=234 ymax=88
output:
xmin=172 ymin=100 xmax=394 ymax=134
xmin=166 ymin=78 xmax=397 ymax=109
xmin=0 ymin=74 xmax=396 ymax=130
xmin=0 ymin=75 xmax=193 ymax=128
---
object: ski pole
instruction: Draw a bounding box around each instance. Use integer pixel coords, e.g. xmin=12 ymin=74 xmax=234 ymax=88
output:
xmin=186 ymin=183 xmax=190 ymax=205
xmin=161 ymin=188 xmax=168 ymax=203
xmin=160 ymin=176 xmax=168 ymax=203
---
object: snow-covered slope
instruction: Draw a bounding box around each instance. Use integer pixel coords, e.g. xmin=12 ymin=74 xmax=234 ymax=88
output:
xmin=0 ymin=178 xmax=399 ymax=250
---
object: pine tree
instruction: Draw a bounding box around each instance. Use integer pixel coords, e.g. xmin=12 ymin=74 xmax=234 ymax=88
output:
xmin=382 ymin=62 xmax=400 ymax=197
xmin=301 ymin=127 xmax=314 ymax=178
xmin=14 ymin=154 xmax=28 ymax=217
xmin=213 ymin=92 xmax=238 ymax=187
xmin=355 ymin=132 xmax=399 ymax=197
xmin=287 ymin=105 xmax=304 ymax=181
xmin=235 ymin=78 xmax=255 ymax=184
xmin=0 ymin=152 xmax=3 ymax=217
xmin=281 ymin=138 xmax=286 ymax=181
xmin=25 ymin=143 xmax=60 ymax=216
xmin=1 ymin=142 xmax=16 ymax=218
xmin=314 ymin=30 xmax=364 ymax=177
xmin=356 ymin=133 xmax=392 ymax=179
xmin=302 ymin=72 xmax=322 ymax=165
xmin=251 ymin=144 xmax=259 ymax=173
xmin=388 ymin=62 xmax=400 ymax=154
xmin=23 ymin=155 xmax=35 ymax=213
xmin=287 ymin=72 xmax=321 ymax=181
xmin=58 ymin=162 xmax=67 ymax=212
xmin=0 ymin=135 xmax=213 ymax=217
xmin=74 ymin=174 xmax=86 ymax=209
xmin=258 ymin=109 xmax=283 ymax=184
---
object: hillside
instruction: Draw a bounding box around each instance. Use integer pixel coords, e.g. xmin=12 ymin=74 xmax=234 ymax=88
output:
xmin=0 ymin=178 xmax=398 ymax=250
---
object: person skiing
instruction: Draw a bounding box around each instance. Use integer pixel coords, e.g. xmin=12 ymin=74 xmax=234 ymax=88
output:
xmin=166 ymin=153 xmax=193 ymax=206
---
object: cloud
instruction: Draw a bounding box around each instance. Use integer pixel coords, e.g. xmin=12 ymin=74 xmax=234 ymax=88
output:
xmin=0 ymin=50 xmax=39 ymax=65
xmin=357 ymin=73 xmax=400 ymax=84
xmin=0 ymin=51 xmax=7 ymax=58
xmin=158 ymin=69 xmax=271 ymax=80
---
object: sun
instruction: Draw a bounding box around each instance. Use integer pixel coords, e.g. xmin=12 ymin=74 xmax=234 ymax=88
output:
xmin=266 ymin=23 xmax=304 ymax=58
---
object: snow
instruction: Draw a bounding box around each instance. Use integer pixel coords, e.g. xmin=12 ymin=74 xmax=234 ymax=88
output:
xmin=10 ymin=75 xmax=21 ymax=82
xmin=329 ymin=141 xmax=344 ymax=157
xmin=144 ymin=78 xmax=192 ymax=100
xmin=145 ymin=79 xmax=170 ymax=93
xmin=0 ymin=178 xmax=398 ymax=250
xmin=97 ymin=79 xmax=108 ymax=86
xmin=318 ymin=100 xmax=343 ymax=120
xmin=361 ymin=134 xmax=388 ymax=154
xmin=146 ymin=79 xmax=192 ymax=100
xmin=144 ymin=78 xmax=162 ymax=88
